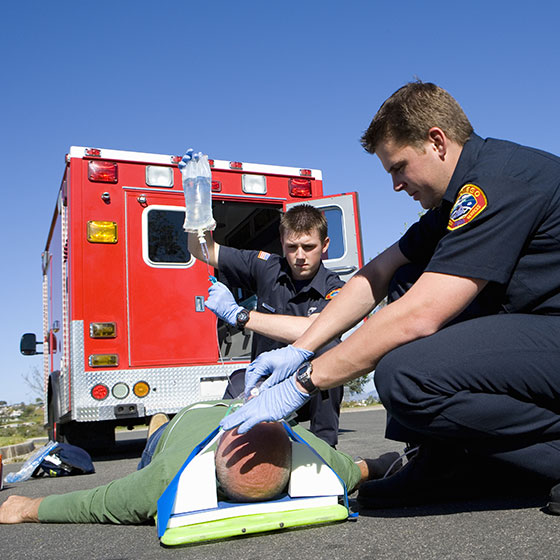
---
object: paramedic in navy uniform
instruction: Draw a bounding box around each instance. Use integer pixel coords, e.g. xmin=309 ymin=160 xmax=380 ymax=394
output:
xmin=188 ymin=203 xmax=345 ymax=447
xmin=220 ymin=81 xmax=560 ymax=513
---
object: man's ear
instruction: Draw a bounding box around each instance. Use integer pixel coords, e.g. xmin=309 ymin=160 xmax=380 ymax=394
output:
xmin=321 ymin=236 xmax=330 ymax=255
xmin=428 ymin=127 xmax=448 ymax=158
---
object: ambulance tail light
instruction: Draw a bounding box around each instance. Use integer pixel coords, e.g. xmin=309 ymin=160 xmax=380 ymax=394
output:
xmin=88 ymin=160 xmax=118 ymax=183
xmin=91 ymin=384 xmax=109 ymax=400
xmin=87 ymin=221 xmax=118 ymax=243
xmin=242 ymin=174 xmax=267 ymax=195
xmin=211 ymin=180 xmax=222 ymax=192
xmin=289 ymin=178 xmax=312 ymax=198
xmin=89 ymin=354 xmax=119 ymax=367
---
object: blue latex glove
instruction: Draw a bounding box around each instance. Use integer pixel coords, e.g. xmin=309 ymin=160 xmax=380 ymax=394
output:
xmin=178 ymin=148 xmax=203 ymax=170
xmin=205 ymin=281 xmax=243 ymax=326
xmin=244 ymin=345 xmax=314 ymax=398
xmin=220 ymin=375 xmax=311 ymax=434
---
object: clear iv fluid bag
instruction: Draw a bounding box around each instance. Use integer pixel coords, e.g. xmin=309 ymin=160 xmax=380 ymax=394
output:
xmin=180 ymin=154 xmax=216 ymax=233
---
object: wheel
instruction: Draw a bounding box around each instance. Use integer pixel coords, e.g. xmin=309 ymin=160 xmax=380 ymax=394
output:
xmin=47 ymin=394 xmax=63 ymax=443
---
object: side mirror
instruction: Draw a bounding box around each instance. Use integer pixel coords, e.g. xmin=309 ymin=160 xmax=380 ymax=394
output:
xmin=20 ymin=333 xmax=42 ymax=356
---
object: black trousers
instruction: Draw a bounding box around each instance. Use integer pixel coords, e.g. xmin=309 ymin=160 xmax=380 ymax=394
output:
xmin=223 ymin=368 xmax=343 ymax=447
xmin=377 ymin=265 xmax=560 ymax=480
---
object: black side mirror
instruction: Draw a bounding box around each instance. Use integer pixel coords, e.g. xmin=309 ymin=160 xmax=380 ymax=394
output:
xmin=20 ymin=333 xmax=42 ymax=355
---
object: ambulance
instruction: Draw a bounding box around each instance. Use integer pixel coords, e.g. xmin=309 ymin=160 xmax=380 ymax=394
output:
xmin=20 ymin=146 xmax=363 ymax=451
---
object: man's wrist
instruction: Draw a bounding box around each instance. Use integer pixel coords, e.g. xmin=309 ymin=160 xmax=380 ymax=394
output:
xmin=295 ymin=361 xmax=319 ymax=394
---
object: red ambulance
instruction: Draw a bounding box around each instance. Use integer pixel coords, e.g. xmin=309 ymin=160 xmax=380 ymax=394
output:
xmin=21 ymin=146 xmax=363 ymax=451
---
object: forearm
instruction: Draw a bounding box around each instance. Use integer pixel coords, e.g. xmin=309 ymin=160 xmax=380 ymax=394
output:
xmin=188 ymin=231 xmax=219 ymax=267
xmin=294 ymin=242 xmax=407 ymax=353
xmin=37 ymin=464 xmax=168 ymax=524
xmin=308 ymin=271 xmax=487 ymax=390
xmin=245 ymin=312 xmax=317 ymax=344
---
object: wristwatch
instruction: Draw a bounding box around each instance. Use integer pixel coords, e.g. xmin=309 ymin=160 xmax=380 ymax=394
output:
xmin=236 ymin=308 xmax=250 ymax=329
xmin=295 ymin=361 xmax=318 ymax=395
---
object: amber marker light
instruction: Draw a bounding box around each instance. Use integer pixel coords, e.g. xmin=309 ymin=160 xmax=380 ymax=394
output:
xmin=89 ymin=354 xmax=119 ymax=367
xmin=133 ymin=381 xmax=150 ymax=398
xmin=90 ymin=322 xmax=117 ymax=338
xmin=87 ymin=221 xmax=118 ymax=243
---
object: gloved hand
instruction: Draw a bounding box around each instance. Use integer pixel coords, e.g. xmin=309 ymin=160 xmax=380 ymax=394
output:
xmin=244 ymin=345 xmax=314 ymax=399
xmin=220 ymin=375 xmax=311 ymax=434
xmin=178 ymin=148 xmax=203 ymax=170
xmin=205 ymin=281 xmax=243 ymax=326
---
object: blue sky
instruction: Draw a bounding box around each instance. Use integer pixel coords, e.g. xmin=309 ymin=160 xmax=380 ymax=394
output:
xmin=2 ymin=0 xmax=560 ymax=403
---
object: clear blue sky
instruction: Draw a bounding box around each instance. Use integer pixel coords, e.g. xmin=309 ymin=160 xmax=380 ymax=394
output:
xmin=2 ymin=0 xmax=560 ymax=404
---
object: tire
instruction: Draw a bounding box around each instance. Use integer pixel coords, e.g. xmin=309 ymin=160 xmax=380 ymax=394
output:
xmin=47 ymin=393 xmax=63 ymax=443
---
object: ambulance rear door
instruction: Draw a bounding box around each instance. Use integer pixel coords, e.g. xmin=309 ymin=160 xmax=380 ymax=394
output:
xmin=125 ymin=189 xmax=218 ymax=367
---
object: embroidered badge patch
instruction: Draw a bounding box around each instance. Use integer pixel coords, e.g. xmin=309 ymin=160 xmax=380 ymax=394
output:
xmin=448 ymin=184 xmax=488 ymax=231
xmin=325 ymin=289 xmax=340 ymax=300
xmin=257 ymin=251 xmax=271 ymax=261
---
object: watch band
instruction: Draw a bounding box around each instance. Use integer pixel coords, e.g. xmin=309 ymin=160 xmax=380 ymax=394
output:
xmin=295 ymin=361 xmax=318 ymax=395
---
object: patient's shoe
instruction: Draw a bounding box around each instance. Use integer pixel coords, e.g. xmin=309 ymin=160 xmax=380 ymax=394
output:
xmin=147 ymin=413 xmax=169 ymax=439
xmin=547 ymin=482 xmax=560 ymax=514
xmin=357 ymin=444 xmax=475 ymax=509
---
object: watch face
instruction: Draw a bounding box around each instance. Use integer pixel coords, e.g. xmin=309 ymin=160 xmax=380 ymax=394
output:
xmin=236 ymin=309 xmax=250 ymax=328
xmin=296 ymin=362 xmax=317 ymax=394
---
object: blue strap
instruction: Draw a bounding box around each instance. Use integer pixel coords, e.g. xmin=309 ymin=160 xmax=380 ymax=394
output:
xmin=156 ymin=426 xmax=221 ymax=538
xmin=281 ymin=422 xmax=358 ymax=518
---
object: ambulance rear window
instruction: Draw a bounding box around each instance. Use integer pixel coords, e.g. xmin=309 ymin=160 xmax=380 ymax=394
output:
xmin=323 ymin=207 xmax=344 ymax=260
xmin=146 ymin=208 xmax=191 ymax=265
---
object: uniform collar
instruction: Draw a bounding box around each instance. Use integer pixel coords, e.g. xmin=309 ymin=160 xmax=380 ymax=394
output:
xmin=279 ymin=258 xmax=332 ymax=297
xmin=442 ymin=132 xmax=484 ymax=204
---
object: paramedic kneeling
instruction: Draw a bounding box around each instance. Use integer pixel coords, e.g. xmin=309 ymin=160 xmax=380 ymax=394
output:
xmin=220 ymin=81 xmax=560 ymax=513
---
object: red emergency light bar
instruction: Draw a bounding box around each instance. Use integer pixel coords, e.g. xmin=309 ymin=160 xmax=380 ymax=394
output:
xmin=289 ymin=178 xmax=312 ymax=198
xmin=88 ymin=160 xmax=118 ymax=183
xmin=300 ymin=169 xmax=312 ymax=177
xmin=85 ymin=148 xmax=101 ymax=157
xmin=230 ymin=161 xmax=243 ymax=170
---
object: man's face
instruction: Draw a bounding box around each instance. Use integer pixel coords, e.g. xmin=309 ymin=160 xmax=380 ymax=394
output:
xmin=376 ymin=137 xmax=450 ymax=209
xmin=281 ymin=229 xmax=330 ymax=281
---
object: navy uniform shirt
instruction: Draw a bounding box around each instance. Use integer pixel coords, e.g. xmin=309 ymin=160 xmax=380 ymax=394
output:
xmin=399 ymin=133 xmax=560 ymax=314
xmin=218 ymin=245 xmax=344 ymax=359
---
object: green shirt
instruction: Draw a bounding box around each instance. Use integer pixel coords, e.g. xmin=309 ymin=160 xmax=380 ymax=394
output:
xmin=38 ymin=402 xmax=361 ymax=524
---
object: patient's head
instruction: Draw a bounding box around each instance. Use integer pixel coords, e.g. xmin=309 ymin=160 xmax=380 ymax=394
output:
xmin=215 ymin=422 xmax=292 ymax=502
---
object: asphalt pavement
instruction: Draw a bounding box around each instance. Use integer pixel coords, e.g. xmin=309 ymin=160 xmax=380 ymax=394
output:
xmin=1 ymin=406 xmax=559 ymax=560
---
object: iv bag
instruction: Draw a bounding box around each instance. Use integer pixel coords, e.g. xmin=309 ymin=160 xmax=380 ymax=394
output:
xmin=180 ymin=154 xmax=216 ymax=233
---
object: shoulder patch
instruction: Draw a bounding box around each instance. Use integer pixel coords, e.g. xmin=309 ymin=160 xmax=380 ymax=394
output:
xmin=325 ymin=289 xmax=340 ymax=300
xmin=447 ymin=184 xmax=488 ymax=231
xmin=257 ymin=251 xmax=271 ymax=261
